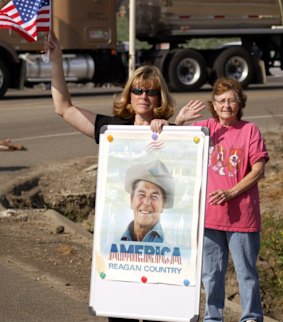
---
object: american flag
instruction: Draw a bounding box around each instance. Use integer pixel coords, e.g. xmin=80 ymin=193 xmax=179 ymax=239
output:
xmin=146 ymin=140 xmax=165 ymax=151
xmin=0 ymin=0 xmax=50 ymax=42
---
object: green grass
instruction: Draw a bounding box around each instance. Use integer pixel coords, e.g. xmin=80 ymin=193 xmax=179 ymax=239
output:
xmin=260 ymin=215 xmax=283 ymax=315
xmin=257 ymin=132 xmax=283 ymax=320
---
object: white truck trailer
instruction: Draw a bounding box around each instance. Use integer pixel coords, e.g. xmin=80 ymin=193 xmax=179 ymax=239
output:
xmin=136 ymin=0 xmax=283 ymax=91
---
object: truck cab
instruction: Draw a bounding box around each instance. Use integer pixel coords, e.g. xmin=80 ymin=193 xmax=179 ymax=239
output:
xmin=0 ymin=0 xmax=126 ymax=97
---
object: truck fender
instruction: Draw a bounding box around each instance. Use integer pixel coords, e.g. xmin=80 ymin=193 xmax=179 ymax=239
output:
xmin=0 ymin=43 xmax=21 ymax=97
xmin=167 ymin=49 xmax=207 ymax=92
xmin=0 ymin=42 xmax=20 ymax=64
xmin=0 ymin=59 xmax=10 ymax=98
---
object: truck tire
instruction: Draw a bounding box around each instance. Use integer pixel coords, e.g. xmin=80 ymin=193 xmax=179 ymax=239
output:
xmin=213 ymin=47 xmax=253 ymax=88
xmin=168 ymin=49 xmax=207 ymax=91
xmin=0 ymin=60 xmax=10 ymax=98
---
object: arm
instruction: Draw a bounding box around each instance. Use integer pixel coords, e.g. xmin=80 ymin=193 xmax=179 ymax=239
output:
xmin=175 ymin=100 xmax=206 ymax=125
xmin=45 ymin=31 xmax=96 ymax=138
xmin=209 ymin=158 xmax=266 ymax=205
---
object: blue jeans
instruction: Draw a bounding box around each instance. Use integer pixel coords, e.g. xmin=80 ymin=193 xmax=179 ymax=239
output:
xmin=202 ymin=229 xmax=263 ymax=322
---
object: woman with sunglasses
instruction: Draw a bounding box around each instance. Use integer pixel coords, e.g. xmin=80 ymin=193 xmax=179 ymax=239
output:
xmin=45 ymin=31 xmax=205 ymax=142
xmin=45 ymin=31 xmax=205 ymax=322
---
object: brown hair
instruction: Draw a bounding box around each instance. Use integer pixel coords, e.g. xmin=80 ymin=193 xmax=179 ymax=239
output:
xmin=113 ymin=65 xmax=175 ymax=120
xmin=208 ymin=77 xmax=247 ymax=121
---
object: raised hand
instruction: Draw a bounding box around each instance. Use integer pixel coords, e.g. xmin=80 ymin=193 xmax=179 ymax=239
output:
xmin=175 ymin=100 xmax=206 ymax=125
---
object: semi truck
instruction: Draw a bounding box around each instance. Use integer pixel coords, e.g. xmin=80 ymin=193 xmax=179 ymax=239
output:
xmin=0 ymin=0 xmax=282 ymax=98
xmin=137 ymin=0 xmax=283 ymax=91
xmin=0 ymin=0 xmax=127 ymax=98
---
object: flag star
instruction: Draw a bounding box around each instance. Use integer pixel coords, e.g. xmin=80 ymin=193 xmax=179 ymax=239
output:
xmin=1 ymin=0 xmax=50 ymax=42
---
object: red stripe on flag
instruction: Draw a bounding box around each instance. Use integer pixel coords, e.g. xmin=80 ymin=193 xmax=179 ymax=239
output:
xmin=0 ymin=0 xmax=51 ymax=42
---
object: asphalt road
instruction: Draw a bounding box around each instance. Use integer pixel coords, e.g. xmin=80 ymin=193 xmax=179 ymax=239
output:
xmin=0 ymin=79 xmax=282 ymax=322
xmin=0 ymin=259 xmax=103 ymax=322
xmin=1 ymin=79 xmax=283 ymax=178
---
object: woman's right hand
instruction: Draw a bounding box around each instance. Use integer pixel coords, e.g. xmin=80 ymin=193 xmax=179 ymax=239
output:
xmin=43 ymin=30 xmax=63 ymax=62
xmin=175 ymin=100 xmax=206 ymax=125
xmin=150 ymin=119 xmax=169 ymax=133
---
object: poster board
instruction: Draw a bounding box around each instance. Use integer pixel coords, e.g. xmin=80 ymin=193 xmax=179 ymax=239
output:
xmin=89 ymin=125 xmax=209 ymax=322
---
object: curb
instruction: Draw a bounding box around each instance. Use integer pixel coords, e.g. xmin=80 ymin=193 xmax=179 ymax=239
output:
xmin=44 ymin=209 xmax=93 ymax=241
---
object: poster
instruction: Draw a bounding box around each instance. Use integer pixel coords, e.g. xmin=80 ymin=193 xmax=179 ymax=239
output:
xmin=93 ymin=125 xmax=208 ymax=288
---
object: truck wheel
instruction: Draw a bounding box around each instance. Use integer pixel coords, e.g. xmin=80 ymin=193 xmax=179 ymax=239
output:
xmin=168 ymin=49 xmax=207 ymax=91
xmin=0 ymin=60 xmax=10 ymax=98
xmin=213 ymin=47 xmax=253 ymax=88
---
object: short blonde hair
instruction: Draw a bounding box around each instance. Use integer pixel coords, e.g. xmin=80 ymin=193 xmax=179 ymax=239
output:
xmin=113 ymin=65 xmax=175 ymax=120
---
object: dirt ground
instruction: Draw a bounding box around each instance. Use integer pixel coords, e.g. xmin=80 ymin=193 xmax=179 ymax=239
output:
xmin=0 ymin=131 xmax=282 ymax=321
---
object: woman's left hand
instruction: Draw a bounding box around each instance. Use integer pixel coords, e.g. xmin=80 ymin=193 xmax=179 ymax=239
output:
xmin=208 ymin=189 xmax=235 ymax=205
xmin=150 ymin=119 xmax=169 ymax=133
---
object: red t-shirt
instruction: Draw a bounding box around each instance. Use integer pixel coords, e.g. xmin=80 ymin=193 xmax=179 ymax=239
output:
xmin=193 ymin=119 xmax=269 ymax=232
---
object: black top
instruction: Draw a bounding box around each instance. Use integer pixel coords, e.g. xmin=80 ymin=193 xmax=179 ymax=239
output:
xmin=94 ymin=114 xmax=134 ymax=144
xmin=94 ymin=114 xmax=175 ymax=144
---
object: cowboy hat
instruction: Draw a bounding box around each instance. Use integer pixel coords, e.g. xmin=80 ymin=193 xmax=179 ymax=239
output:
xmin=125 ymin=159 xmax=175 ymax=208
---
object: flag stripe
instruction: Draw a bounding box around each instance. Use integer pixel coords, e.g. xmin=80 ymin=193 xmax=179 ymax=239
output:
xmin=0 ymin=0 xmax=50 ymax=42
